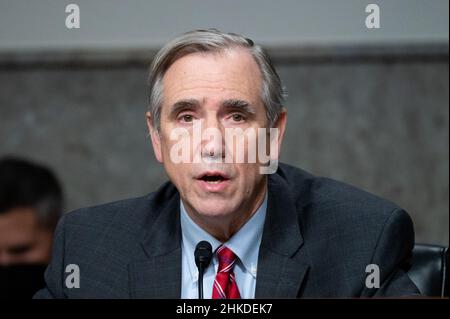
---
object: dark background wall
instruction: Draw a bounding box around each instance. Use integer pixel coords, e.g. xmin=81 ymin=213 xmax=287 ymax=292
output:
xmin=0 ymin=54 xmax=448 ymax=245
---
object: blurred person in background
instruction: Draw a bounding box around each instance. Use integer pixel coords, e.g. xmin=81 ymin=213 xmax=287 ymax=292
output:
xmin=0 ymin=156 xmax=63 ymax=299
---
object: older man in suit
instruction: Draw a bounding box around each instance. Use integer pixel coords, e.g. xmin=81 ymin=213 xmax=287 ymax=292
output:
xmin=34 ymin=29 xmax=419 ymax=298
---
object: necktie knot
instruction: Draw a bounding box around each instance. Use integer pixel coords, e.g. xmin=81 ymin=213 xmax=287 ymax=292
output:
xmin=216 ymin=245 xmax=237 ymax=273
xmin=212 ymin=245 xmax=241 ymax=299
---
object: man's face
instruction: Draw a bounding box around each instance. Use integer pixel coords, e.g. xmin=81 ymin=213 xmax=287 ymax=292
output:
xmin=147 ymin=48 xmax=286 ymax=227
xmin=0 ymin=208 xmax=53 ymax=266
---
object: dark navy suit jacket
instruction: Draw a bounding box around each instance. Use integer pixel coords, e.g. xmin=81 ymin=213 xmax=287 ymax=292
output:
xmin=34 ymin=163 xmax=419 ymax=298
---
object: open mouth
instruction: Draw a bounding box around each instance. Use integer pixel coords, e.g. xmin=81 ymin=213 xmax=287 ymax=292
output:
xmin=198 ymin=173 xmax=229 ymax=184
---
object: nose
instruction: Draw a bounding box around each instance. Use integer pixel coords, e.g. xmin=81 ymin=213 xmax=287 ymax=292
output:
xmin=200 ymin=115 xmax=225 ymax=160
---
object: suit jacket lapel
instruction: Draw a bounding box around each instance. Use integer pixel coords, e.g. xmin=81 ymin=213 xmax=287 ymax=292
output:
xmin=128 ymin=187 xmax=182 ymax=298
xmin=255 ymin=174 xmax=310 ymax=298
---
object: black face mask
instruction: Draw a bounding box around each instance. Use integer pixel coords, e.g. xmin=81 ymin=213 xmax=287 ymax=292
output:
xmin=0 ymin=264 xmax=47 ymax=299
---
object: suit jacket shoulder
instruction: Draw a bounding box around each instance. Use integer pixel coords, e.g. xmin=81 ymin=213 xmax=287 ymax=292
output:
xmin=272 ymin=163 xmax=418 ymax=297
xmin=34 ymin=181 xmax=179 ymax=298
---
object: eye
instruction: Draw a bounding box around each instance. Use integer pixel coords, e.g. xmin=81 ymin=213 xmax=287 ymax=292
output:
xmin=180 ymin=114 xmax=194 ymax=123
xmin=8 ymin=244 xmax=32 ymax=255
xmin=231 ymin=114 xmax=245 ymax=122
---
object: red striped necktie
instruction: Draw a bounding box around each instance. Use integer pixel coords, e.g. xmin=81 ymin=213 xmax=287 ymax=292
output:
xmin=212 ymin=245 xmax=241 ymax=299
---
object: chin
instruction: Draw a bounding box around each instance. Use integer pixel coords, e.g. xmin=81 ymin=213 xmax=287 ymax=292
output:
xmin=193 ymin=199 xmax=236 ymax=218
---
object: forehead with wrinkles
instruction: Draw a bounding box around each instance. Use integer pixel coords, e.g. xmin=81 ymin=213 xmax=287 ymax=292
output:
xmin=161 ymin=49 xmax=263 ymax=114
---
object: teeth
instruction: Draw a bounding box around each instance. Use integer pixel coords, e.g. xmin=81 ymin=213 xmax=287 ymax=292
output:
xmin=206 ymin=180 xmax=221 ymax=184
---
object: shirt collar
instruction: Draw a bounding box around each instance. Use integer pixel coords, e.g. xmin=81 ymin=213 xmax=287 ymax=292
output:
xmin=180 ymin=191 xmax=267 ymax=281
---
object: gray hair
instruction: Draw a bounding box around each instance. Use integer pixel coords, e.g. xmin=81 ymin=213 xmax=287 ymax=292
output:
xmin=148 ymin=29 xmax=286 ymax=131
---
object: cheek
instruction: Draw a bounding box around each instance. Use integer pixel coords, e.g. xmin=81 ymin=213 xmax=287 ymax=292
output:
xmin=159 ymin=133 xmax=173 ymax=158
xmin=158 ymin=131 xmax=193 ymax=190
xmin=163 ymin=161 xmax=191 ymax=193
xmin=159 ymin=127 xmax=193 ymax=161
xmin=237 ymin=164 xmax=263 ymax=190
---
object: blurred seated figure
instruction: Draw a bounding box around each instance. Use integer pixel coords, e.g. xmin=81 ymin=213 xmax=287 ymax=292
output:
xmin=0 ymin=157 xmax=63 ymax=299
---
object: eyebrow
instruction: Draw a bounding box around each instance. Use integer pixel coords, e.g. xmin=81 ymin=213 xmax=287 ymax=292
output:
xmin=222 ymin=99 xmax=256 ymax=114
xmin=168 ymin=98 xmax=256 ymax=118
xmin=169 ymin=99 xmax=200 ymax=117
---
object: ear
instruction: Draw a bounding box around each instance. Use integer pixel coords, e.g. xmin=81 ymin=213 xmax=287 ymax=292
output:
xmin=273 ymin=108 xmax=287 ymax=158
xmin=146 ymin=112 xmax=163 ymax=163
